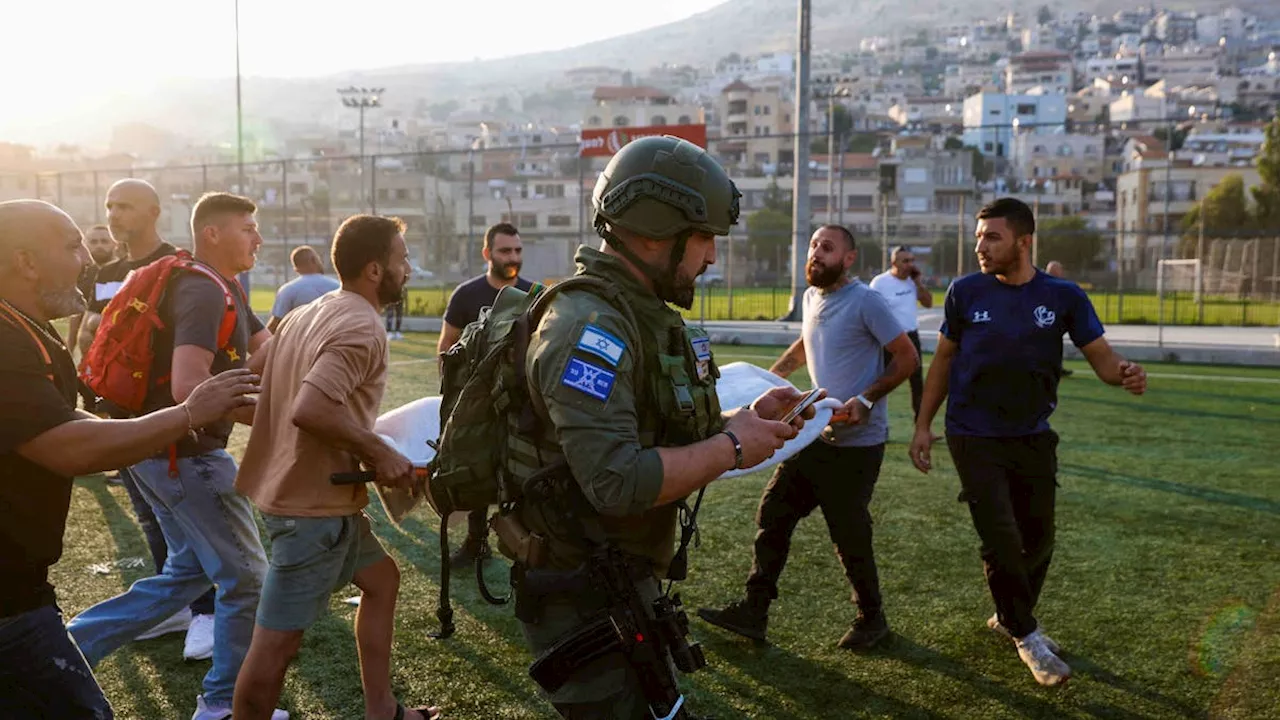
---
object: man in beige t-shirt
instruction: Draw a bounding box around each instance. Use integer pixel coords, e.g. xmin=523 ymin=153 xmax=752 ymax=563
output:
xmin=232 ymin=215 xmax=439 ymax=720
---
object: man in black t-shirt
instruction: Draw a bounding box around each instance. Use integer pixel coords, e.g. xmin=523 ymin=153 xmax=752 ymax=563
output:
xmin=67 ymin=224 xmax=117 ymax=360
xmin=0 ymin=199 xmax=259 ymax=720
xmin=437 ymin=222 xmax=532 ymax=569
xmin=67 ymin=192 xmax=284 ymax=720
xmin=85 ymin=180 xmax=219 ymax=658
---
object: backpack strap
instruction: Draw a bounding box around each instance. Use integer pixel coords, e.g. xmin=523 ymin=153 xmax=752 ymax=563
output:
xmin=180 ymin=261 xmax=240 ymax=352
xmin=0 ymin=303 xmax=55 ymax=383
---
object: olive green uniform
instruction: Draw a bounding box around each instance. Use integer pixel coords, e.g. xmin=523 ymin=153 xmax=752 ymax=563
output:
xmin=508 ymin=246 xmax=722 ymax=715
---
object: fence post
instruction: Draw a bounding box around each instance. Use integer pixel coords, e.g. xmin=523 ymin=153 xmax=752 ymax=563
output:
xmin=282 ymin=160 xmax=289 ymax=277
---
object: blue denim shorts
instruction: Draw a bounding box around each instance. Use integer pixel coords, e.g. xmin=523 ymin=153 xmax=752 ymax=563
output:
xmin=257 ymin=512 xmax=388 ymax=631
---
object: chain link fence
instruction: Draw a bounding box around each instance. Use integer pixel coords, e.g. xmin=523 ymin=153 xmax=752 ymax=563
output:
xmin=5 ymin=133 xmax=1277 ymax=327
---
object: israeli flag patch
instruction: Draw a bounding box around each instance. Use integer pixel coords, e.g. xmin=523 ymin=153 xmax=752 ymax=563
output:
xmin=560 ymin=357 xmax=617 ymax=402
xmin=576 ymin=324 xmax=626 ymax=367
xmin=691 ymin=337 xmax=712 ymax=362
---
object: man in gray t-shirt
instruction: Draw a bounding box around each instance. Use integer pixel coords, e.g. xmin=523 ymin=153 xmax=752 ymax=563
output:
xmin=699 ymin=224 xmax=918 ymax=650
xmin=267 ymin=246 xmax=340 ymax=333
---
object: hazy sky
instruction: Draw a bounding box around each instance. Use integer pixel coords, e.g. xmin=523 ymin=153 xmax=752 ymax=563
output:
xmin=1 ymin=0 xmax=726 ymax=141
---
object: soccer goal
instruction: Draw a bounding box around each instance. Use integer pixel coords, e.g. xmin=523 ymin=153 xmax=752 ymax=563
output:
xmin=1156 ymin=258 xmax=1203 ymax=332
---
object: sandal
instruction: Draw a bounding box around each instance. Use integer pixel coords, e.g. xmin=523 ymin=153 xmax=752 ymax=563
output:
xmin=392 ymin=704 xmax=442 ymax=720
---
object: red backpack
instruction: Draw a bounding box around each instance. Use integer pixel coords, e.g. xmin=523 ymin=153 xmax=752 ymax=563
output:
xmin=80 ymin=249 xmax=240 ymax=415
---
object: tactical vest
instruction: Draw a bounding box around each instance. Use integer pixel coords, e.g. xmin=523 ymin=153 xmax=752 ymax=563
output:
xmin=505 ymin=288 xmax=722 ymax=573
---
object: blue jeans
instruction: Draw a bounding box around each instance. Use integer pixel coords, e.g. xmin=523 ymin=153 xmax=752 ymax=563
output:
xmin=118 ymin=466 xmax=216 ymax=616
xmin=0 ymin=604 xmax=113 ymax=719
xmin=68 ymin=450 xmax=267 ymax=708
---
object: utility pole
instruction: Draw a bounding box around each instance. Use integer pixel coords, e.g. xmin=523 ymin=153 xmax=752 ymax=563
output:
xmin=235 ymin=0 xmax=244 ymax=195
xmin=781 ymin=0 xmax=811 ymax=322
xmin=815 ymin=84 xmax=852 ymax=223
xmin=339 ymin=86 xmax=384 ymax=213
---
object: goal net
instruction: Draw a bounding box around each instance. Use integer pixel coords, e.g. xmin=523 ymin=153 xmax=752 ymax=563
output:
xmin=1156 ymin=258 xmax=1202 ymax=326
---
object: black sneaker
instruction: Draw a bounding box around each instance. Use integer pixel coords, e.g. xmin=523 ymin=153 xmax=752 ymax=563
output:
xmin=448 ymin=538 xmax=490 ymax=571
xmin=697 ymin=598 xmax=769 ymax=641
xmin=837 ymin=610 xmax=890 ymax=650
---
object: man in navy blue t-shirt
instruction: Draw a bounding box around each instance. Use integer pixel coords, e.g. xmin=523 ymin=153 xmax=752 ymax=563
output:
xmin=909 ymin=198 xmax=1147 ymax=687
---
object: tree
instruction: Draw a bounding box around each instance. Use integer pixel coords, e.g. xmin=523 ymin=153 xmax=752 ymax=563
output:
xmin=746 ymin=208 xmax=792 ymax=269
xmin=1250 ymin=111 xmax=1280 ymax=232
xmin=746 ymin=179 xmax=794 ymax=269
xmin=810 ymin=104 xmax=854 ymax=154
xmin=1037 ymin=5 xmax=1053 ymax=25
xmin=1036 ymin=216 xmax=1106 ymax=271
xmin=944 ymin=136 xmax=965 ymax=150
xmin=1179 ymin=174 xmax=1252 ymax=256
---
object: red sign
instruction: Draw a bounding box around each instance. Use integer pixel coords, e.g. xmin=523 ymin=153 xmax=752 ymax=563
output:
xmin=579 ymin=124 xmax=708 ymax=157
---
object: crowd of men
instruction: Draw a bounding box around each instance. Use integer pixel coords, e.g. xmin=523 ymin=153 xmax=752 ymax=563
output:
xmin=0 ymin=135 xmax=1149 ymax=720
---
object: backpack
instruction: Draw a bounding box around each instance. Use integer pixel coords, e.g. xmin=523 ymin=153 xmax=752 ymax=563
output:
xmin=424 ymin=274 xmax=638 ymax=638
xmin=79 ymin=249 xmax=240 ymax=416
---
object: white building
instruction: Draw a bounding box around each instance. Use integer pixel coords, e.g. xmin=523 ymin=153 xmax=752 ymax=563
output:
xmin=963 ymin=93 xmax=1068 ymax=157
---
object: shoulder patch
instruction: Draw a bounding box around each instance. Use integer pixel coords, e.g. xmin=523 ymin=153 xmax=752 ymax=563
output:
xmin=576 ymin=323 xmax=627 ymax=367
xmin=691 ymin=336 xmax=711 ymax=362
xmin=560 ymin=357 xmax=617 ymax=402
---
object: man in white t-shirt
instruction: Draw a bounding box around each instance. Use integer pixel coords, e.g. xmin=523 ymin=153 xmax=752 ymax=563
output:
xmin=869 ymin=246 xmax=933 ymax=420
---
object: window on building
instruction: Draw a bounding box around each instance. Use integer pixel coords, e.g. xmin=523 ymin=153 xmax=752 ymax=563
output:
xmin=651 ymin=115 xmax=667 ymax=126
xmin=614 ymin=116 xmax=629 ymax=127
xmin=548 ymin=215 xmax=572 ymax=227
xmin=678 ymin=115 xmax=691 ymax=124
xmin=588 ymin=116 xmax=602 ymax=126
xmin=470 ymin=215 xmax=486 ymax=226
xmin=764 ymin=105 xmax=772 ymax=115
xmin=846 ymin=194 xmax=874 ymax=209
xmin=904 ymin=167 xmax=928 ymax=184
xmin=903 ymin=196 xmax=929 ymax=213
xmin=1016 ymin=103 xmax=1037 ymax=115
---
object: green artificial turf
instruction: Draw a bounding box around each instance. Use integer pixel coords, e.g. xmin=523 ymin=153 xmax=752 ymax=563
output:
xmin=54 ymin=333 xmax=1280 ymax=719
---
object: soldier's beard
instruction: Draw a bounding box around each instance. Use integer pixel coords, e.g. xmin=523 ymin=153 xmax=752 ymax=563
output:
xmin=40 ymin=286 xmax=88 ymax=320
xmin=666 ymin=263 xmax=706 ymax=310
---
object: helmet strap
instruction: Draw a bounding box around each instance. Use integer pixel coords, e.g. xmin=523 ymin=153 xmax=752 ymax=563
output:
xmin=596 ymin=218 xmax=683 ymax=301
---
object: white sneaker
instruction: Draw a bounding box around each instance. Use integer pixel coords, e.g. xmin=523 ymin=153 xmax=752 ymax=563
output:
xmin=988 ymin=613 xmax=1060 ymax=654
xmin=136 ymin=608 xmax=192 ymax=640
xmin=183 ymin=613 xmax=215 ymax=661
xmin=191 ymin=694 xmax=289 ymax=720
xmin=1016 ymin=630 xmax=1071 ymax=686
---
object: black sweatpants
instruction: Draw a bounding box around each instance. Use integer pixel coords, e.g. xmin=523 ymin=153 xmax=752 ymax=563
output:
xmin=746 ymin=442 xmax=887 ymax=614
xmin=946 ymin=431 xmax=1059 ymax=639
xmin=883 ymin=330 xmax=924 ymax=419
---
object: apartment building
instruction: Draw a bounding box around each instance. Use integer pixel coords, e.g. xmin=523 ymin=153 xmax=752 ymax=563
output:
xmin=716 ymin=78 xmax=794 ymax=172
xmin=1010 ymin=133 xmax=1107 ymax=184
xmin=1115 ymin=163 xmax=1263 ymax=270
xmin=963 ymin=93 xmax=1068 ymax=157
xmin=944 ymin=64 xmax=1003 ymax=97
xmin=583 ymin=86 xmax=704 ymax=129
xmin=1005 ymin=51 xmax=1075 ymax=94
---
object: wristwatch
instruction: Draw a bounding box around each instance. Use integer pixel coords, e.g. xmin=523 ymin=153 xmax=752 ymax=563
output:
xmin=855 ymin=394 xmax=873 ymax=409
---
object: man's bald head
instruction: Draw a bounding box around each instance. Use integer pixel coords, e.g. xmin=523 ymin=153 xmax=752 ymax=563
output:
xmin=0 ymin=200 xmax=76 ymax=256
xmin=106 ymin=178 xmax=161 ymax=248
xmin=1045 ymin=260 xmax=1064 ymax=278
xmin=0 ymin=199 xmax=88 ymax=320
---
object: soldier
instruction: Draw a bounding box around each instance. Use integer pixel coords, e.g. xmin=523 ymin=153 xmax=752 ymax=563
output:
xmin=504 ymin=136 xmax=815 ymax=719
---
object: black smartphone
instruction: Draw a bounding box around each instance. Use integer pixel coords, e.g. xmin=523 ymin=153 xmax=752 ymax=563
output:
xmin=779 ymin=388 xmax=822 ymax=424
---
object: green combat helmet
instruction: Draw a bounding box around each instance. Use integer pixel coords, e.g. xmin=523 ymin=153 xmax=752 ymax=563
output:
xmin=592 ymin=135 xmax=741 ymax=307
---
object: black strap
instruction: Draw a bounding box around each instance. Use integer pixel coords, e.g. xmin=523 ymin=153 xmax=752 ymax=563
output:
xmin=430 ymin=518 xmax=455 ymax=639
